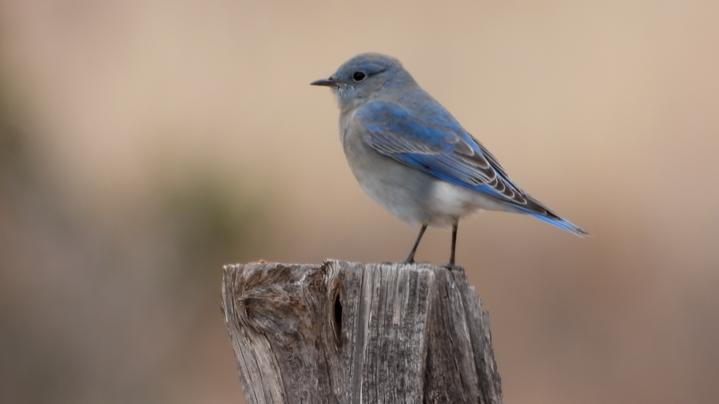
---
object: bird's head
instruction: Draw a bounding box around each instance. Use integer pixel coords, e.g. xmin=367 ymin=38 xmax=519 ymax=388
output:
xmin=311 ymin=53 xmax=414 ymax=110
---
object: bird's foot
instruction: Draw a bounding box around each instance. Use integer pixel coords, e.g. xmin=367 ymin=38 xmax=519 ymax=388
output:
xmin=398 ymin=253 xmax=418 ymax=265
xmin=443 ymin=263 xmax=465 ymax=272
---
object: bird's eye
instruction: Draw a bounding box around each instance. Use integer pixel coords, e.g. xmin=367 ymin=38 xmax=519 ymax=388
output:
xmin=352 ymin=71 xmax=367 ymax=82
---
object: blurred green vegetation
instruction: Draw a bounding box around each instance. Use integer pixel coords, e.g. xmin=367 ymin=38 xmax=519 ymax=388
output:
xmin=164 ymin=171 xmax=263 ymax=269
xmin=0 ymin=72 xmax=266 ymax=404
xmin=158 ymin=168 xmax=267 ymax=305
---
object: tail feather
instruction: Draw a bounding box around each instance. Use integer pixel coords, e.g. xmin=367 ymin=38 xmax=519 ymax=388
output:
xmin=526 ymin=210 xmax=590 ymax=237
xmin=513 ymin=195 xmax=590 ymax=237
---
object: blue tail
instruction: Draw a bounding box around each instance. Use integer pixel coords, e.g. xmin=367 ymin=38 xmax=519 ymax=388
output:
xmin=519 ymin=207 xmax=590 ymax=237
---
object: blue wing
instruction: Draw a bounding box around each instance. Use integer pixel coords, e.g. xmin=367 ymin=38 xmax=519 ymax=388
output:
xmin=356 ymin=98 xmax=588 ymax=235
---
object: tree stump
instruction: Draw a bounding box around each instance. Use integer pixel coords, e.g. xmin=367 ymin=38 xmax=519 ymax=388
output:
xmin=221 ymin=259 xmax=502 ymax=404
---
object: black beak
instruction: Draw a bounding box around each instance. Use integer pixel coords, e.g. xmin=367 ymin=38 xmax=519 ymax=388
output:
xmin=310 ymin=77 xmax=336 ymax=87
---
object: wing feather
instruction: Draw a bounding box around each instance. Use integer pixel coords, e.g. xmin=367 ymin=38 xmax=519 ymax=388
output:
xmin=357 ymin=100 xmax=528 ymax=205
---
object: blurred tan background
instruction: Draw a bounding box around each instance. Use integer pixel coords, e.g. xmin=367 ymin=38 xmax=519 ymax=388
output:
xmin=1 ymin=0 xmax=718 ymax=403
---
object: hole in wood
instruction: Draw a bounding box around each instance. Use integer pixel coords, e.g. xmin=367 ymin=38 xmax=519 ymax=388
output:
xmin=333 ymin=293 xmax=342 ymax=346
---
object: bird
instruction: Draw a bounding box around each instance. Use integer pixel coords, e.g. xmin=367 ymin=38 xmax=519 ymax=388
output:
xmin=311 ymin=53 xmax=588 ymax=267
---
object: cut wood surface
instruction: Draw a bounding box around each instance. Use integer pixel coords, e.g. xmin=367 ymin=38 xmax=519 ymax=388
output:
xmin=221 ymin=259 xmax=502 ymax=404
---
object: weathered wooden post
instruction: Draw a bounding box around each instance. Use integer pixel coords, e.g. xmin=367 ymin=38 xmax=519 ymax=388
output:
xmin=221 ymin=259 xmax=502 ymax=404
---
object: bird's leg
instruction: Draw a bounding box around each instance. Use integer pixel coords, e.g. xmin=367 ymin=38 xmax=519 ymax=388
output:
xmin=449 ymin=222 xmax=458 ymax=265
xmin=445 ymin=222 xmax=463 ymax=271
xmin=400 ymin=224 xmax=427 ymax=264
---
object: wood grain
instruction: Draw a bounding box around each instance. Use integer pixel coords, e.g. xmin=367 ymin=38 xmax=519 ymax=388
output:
xmin=222 ymin=260 xmax=502 ymax=404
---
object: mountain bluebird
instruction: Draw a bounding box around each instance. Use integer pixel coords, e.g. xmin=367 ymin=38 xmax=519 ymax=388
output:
xmin=311 ymin=53 xmax=588 ymax=267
